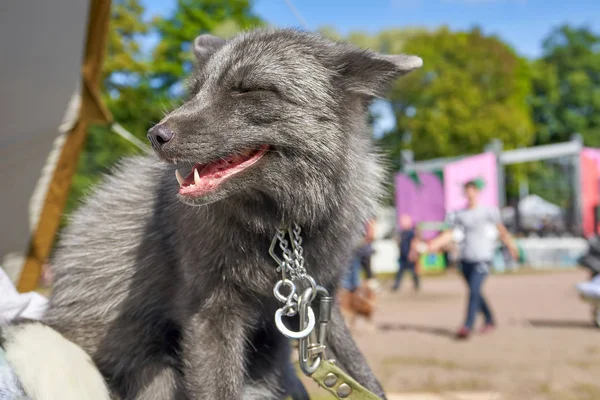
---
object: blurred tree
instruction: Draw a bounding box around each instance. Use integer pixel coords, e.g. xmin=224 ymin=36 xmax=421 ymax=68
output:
xmin=319 ymin=27 xmax=423 ymax=142
xmin=382 ymin=27 xmax=534 ymax=169
xmin=152 ymin=0 xmax=263 ymax=94
xmin=319 ymin=26 xmax=425 ymax=54
xmin=102 ymin=0 xmax=149 ymax=88
xmin=531 ymin=25 xmax=600 ymax=146
xmin=318 ymin=26 xmax=343 ymax=42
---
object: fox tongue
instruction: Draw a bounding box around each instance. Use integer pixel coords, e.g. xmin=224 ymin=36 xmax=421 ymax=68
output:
xmin=198 ymin=163 xmax=224 ymax=179
xmin=231 ymin=154 xmax=245 ymax=163
xmin=175 ymin=146 xmax=269 ymax=191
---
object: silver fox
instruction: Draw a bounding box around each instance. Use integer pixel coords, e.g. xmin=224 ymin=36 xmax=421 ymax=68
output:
xmin=1 ymin=29 xmax=421 ymax=399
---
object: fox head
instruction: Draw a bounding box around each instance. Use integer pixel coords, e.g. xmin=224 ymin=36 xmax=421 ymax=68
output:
xmin=147 ymin=29 xmax=422 ymax=227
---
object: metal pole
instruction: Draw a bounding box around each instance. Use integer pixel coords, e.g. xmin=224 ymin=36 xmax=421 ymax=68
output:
xmin=486 ymin=139 xmax=505 ymax=208
xmin=401 ymin=150 xmax=414 ymax=172
xmin=571 ymin=133 xmax=584 ymax=236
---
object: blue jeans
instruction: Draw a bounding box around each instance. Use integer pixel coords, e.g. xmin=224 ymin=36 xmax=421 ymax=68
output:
xmin=461 ymin=261 xmax=494 ymax=329
xmin=393 ymin=260 xmax=419 ymax=291
xmin=341 ymin=256 xmax=361 ymax=291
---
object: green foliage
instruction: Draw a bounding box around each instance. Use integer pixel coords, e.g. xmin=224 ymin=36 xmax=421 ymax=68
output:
xmin=320 ymin=26 xmax=426 ymax=54
xmin=103 ymin=0 xmax=149 ymax=85
xmin=383 ymin=27 xmax=535 ymax=165
xmin=320 ymin=27 xmax=425 ymax=150
xmin=531 ymin=25 xmax=600 ymax=146
xmin=152 ymin=0 xmax=263 ymax=93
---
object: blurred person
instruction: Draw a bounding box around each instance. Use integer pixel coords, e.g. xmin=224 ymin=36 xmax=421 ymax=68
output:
xmin=340 ymin=253 xmax=361 ymax=293
xmin=357 ymin=218 xmax=376 ymax=280
xmin=339 ymin=256 xmax=377 ymax=330
xmin=342 ymin=218 xmax=380 ymax=291
xmin=429 ymin=180 xmax=518 ymax=339
xmin=339 ymin=222 xmax=378 ymax=330
xmin=393 ymin=214 xmax=420 ymax=292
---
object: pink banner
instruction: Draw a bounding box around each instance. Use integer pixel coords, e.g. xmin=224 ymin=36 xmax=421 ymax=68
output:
xmin=581 ymin=148 xmax=600 ymax=237
xmin=583 ymin=148 xmax=600 ymax=172
xmin=395 ymin=172 xmax=445 ymax=239
xmin=444 ymin=153 xmax=498 ymax=213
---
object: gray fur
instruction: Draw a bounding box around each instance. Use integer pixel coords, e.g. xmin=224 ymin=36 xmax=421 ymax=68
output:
xmin=44 ymin=29 xmax=421 ymax=399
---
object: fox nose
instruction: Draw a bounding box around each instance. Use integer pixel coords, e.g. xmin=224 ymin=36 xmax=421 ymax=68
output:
xmin=147 ymin=124 xmax=175 ymax=148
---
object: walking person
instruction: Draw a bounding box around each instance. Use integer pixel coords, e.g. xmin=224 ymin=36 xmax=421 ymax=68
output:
xmin=428 ymin=180 xmax=518 ymax=339
xmin=357 ymin=218 xmax=376 ymax=280
xmin=393 ymin=215 xmax=420 ymax=292
xmin=339 ymin=221 xmax=378 ymax=330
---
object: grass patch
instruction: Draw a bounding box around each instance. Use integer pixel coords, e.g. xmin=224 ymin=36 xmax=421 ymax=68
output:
xmin=538 ymin=382 xmax=600 ymax=400
xmin=382 ymin=355 xmax=496 ymax=372
xmin=418 ymin=373 xmax=491 ymax=393
xmin=570 ymin=383 xmax=600 ymax=400
xmin=382 ymin=356 xmax=460 ymax=370
xmin=568 ymin=359 xmax=600 ymax=370
xmin=375 ymin=266 xmax=578 ymax=282
xmin=493 ymin=267 xmax=579 ymax=276
xmin=539 ymin=382 xmax=553 ymax=395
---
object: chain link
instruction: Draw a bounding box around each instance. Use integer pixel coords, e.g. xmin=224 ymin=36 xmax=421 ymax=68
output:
xmin=271 ymin=223 xmax=315 ymax=325
xmin=270 ymin=222 xmax=333 ymax=376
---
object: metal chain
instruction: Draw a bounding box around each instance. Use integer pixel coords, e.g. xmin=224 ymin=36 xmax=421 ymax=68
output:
xmin=271 ymin=222 xmax=332 ymax=376
xmin=291 ymin=222 xmax=307 ymax=276
xmin=276 ymin=226 xmax=294 ymax=280
xmin=270 ymin=222 xmax=316 ymax=316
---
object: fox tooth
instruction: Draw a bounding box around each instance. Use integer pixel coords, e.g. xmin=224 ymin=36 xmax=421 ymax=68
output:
xmin=175 ymin=169 xmax=185 ymax=186
xmin=194 ymin=168 xmax=201 ymax=185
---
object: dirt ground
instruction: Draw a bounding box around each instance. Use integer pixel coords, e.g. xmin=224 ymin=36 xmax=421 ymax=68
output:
xmin=305 ymin=269 xmax=600 ymax=400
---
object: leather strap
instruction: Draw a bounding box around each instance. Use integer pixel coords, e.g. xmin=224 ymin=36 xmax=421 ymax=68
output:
xmin=311 ymin=360 xmax=382 ymax=399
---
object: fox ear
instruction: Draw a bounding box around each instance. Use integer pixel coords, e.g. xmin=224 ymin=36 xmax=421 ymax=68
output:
xmin=336 ymin=48 xmax=423 ymax=98
xmin=193 ymin=34 xmax=227 ymax=64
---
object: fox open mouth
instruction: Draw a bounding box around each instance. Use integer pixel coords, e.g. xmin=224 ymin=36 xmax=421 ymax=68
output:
xmin=175 ymin=145 xmax=269 ymax=196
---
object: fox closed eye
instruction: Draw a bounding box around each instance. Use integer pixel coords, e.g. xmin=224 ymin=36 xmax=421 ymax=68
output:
xmin=231 ymin=85 xmax=278 ymax=96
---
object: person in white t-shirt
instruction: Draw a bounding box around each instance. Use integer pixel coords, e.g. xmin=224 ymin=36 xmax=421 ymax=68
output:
xmin=428 ymin=180 xmax=518 ymax=339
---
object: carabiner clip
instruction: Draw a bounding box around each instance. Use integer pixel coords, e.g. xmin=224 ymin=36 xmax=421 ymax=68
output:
xmin=298 ymin=286 xmax=332 ymax=376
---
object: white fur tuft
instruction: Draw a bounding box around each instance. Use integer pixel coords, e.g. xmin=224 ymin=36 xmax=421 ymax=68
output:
xmin=3 ymin=322 xmax=110 ymax=400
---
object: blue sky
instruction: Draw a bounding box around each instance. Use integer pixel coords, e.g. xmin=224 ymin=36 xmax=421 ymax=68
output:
xmin=144 ymin=0 xmax=599 ymax=58
xmin=142 ymin=0 xmax=599 ymax=135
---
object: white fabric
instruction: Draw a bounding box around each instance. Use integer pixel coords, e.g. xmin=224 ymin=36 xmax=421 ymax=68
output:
xmin=0 ymin=268 xmax=47 ymax=323
xmin=576 ymin=275 xmax=600 ymax=299
xmin=3 ymin=323 xmax=111 ymax=400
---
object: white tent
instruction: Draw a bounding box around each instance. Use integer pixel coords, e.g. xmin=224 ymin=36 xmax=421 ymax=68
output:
xmin=519 ymin=194 xmax=563 ymax=219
